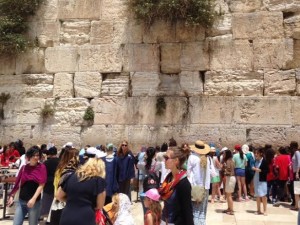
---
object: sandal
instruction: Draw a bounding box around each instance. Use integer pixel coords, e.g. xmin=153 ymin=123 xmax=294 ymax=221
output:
xmin=290 ymin=207 xmax=299 ymax=211
xmin=226 ymin=211 xmax=234 ymax=215
xmin=254 ymin=211 xmax=263 ymax=215
xmin=222 ymin=209 xmax=230 ymax=213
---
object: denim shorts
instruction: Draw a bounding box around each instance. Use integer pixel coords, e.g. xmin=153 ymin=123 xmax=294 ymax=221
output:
xmin=235 ymin=168 xmax=245 ymax=177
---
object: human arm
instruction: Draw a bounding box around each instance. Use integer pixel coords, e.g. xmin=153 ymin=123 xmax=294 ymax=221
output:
xmin=145 ymin=213 xmax=154 ymax=225
xmin=56 ymin=186 xmax=67 ymax=202
xmin=296 ymin=151 xmax=300 ymax=180
xmin=96 ymin=191 xmax=106 ymax=210
xmin=27 ymin=184 xmax=45 ymax=208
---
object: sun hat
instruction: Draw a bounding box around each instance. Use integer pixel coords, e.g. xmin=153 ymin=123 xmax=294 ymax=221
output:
xmin=140 ymin=188 xmax=160 ymax=202
xmin=63 ymin=142 xmax=73 ymax=148
xmin=190 ymin=140 xmax=210 ymax=155
xmin=220 ymin=147 xmax=228 ymax=153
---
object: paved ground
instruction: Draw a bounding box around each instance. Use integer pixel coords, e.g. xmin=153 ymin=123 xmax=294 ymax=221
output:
xmin=0 ymin=194 xmax=298 ymax=225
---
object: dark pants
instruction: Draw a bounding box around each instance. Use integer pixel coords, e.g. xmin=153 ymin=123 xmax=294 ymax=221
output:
xmin=267 ymin=180 xmax=276 ymax=201
xmin=274 ymin=180 xmax=287 ymax=202
xmin=119 ymin=179 xmax=131 ymax=201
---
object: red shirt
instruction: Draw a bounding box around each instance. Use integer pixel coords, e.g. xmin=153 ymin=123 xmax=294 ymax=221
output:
xmin=5 ymin=149 xmax=20 ymax=163
xmin=274 ymin=154 xmax=290 ymax=181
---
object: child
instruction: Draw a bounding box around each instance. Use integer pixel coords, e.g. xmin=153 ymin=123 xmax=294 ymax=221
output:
xmin=142 ymin=188 xmax=162 ymax=225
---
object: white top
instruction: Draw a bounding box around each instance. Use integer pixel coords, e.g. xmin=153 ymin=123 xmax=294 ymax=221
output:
xmin=187 ymin=153 xmax=211 ymax=190
xmin=15 ymin=154 xmax=27 ymax=176
xmin=292 ymin=151 xmax=300 ymax=173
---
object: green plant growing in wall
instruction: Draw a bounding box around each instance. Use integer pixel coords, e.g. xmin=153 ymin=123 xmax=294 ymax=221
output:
xmin=127 ymin=0 xmax=221 ymax=28
xmin=83 ymin=106 xmax=95 ymax=122
xmin=40 ymin=104 xmax=54 ymax=119
xmin=0 ymin=92 xmax=11 ymax=119
xmin=0 ymin=0 xmax=43 ymax=55
xmin=156 ymin=96 xmax=166 ymax=116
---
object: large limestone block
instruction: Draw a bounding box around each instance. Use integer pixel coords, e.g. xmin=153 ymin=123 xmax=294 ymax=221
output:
xmin=179 ymin=71 xmax=204 ymax=96
xmin=264 ymin=0 xmax=300 ymax=12
xmin=60 ymin=21 xmax=91 ymax=45
xmin=58 ymin=0 xmax=102 ymax=19
xmin=16 ymin=48 xmax=45 ymax=74
xmin=253 ymin=39 xmax=293 ymax=69
xmin=246 ymin=127 xmax=287 ymax=147
xmin=264 ymin=70 xmax=296 ymax=95
xmin=232 ymin=12 xmax=283 ymax=39
xmin=288 ymin=39 xmax=300 ymax=69
xmin=130 ymin=72 xmax=160 ymax=96
xmin=113 ymin=20 xmax=144 ymax=44
xmin=35 ymin=0 xmax=58 ymax=20
xmin=101 ymin=0 xmax=128 ymax=20
xmin=175 ymin=22 xmax=206 ymax=42
xmin=50 ymin=125 xmax=82 ymax=147
xmin=101 ymin=74 xmax=129 ymax=96
xmin=209 ymin=35 xmax=253 ymax=70
xmin=28 ymin=20 xmax=60 ymax=47
xmin=234 ymin=97 xmax=292 ymax=125
xmin=45 ymin=47 xmax=78 ymax=72
xmin=291 ymin=97 xmax=300 ymax=125
xmin=161 ymin=44 xmax=181 ymax=74
xmin=181 ymin=42 xmax=209 ymax=71
xmin=90 ymin=20 xmax=114 ymax=44
xmin=297 ymin=69 xmax=300 ymax=95
xmin=286 ymin=128 xmax=300 ymax=144
xmin=143 ymin=21 xmax=176 ymax=43
xmin=284 ymin=14 xmax=300 ymax=38
xmin=0 ymin=56 xmax=16 ymax=75
xmin=157 ymin=74 xmax=181 ymax=96
xmin=78 ymin=45 xmax=122 ymax=72
xmin=123 ymin=44 xmax=160 ymax=72
xmin=205 ymin=70 xmax=264 ymax=96
xmin=210 ymin=14 xmax=232 ymax=37
xmin=4 ymin=98 xmax=45 ymax=124
xmin=54 ymin=98 xmax=89 ymax=126
xmin=53 ymin=73 xmax=74 ymax=98
xmin=228 ymin=0 xmax=262 ymax=12
xmin=74 ymin=72 xmax=101 ymax=98
xmin=190 ymin=96 xmax=234 ymax=124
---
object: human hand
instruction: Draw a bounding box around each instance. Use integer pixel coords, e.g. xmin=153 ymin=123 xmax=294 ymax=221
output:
xmin=27 ymin=198 xmax=36 ymax=208
xmin=7 ymin=196 xmax=14 ymax=207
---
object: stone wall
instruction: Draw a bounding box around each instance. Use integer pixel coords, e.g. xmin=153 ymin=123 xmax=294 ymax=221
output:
xmin=0 ymin=0 xmax=300 ymax=151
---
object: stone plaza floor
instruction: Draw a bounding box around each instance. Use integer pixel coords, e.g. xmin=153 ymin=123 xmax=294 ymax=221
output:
xmin=0 ymin=195 xmax=297 ymax=225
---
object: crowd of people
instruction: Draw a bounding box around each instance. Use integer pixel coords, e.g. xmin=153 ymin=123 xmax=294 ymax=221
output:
xmin=0 ymin=138 xmax=300 ymax=225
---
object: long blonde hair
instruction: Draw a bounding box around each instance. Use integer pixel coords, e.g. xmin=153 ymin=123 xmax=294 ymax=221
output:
xmin=76 ymin=158 xmax=106 ymax=181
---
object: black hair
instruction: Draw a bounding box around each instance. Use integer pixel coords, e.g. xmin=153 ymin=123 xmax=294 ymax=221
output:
xmin=26 ymin=146 xmax=41 ymax=159
xmin=278 ymin=146 xmax=289 ymax=155
xmin=265 ymin=147 xmax=275 ymax=165
xmin=145 ymin=147 xmax=156 ymax=171
xmin=169 ymin=138 xmax=177 ymax=147
xmin=48 ymin=146 xmax=57 ymax=156
xmin=224 ymin=149 xmax=233 ymax=162
xmin=161 ymin=143 xmax=168 ymax=152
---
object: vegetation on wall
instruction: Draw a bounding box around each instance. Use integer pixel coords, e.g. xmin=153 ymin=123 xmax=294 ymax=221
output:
xmin=83 ymin=106 xmax=95 ymax=122
xmin=40 ymin=104 xmax=55 ymax=120
xmin=128 ymin=0 xmax=220 ymax=27
xmin=0 ymin=93 xmax=11 ymax=120
xmin=0 ymin=0 xmax=43 ymax=55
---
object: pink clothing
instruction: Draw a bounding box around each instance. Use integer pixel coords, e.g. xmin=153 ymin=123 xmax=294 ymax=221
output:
xmin=274 ymin=155 xmax=290 ymax=181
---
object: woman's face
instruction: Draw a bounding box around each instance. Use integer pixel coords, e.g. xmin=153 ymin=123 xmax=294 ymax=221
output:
xmin=164 ymin=150 xmax=177 ymax=170
xmin=29 ymin=153 xmax=40 ymax=165
xmin=254 ymin=151 xmax=262 ymax=160
xmin=143 ymin=197 xmax=151 ymax=208
xmin=121 ymin=142 xmax=128 ymax=153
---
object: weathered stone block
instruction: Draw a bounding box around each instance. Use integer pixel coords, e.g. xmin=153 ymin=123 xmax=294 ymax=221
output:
xmin=205 ymin=70 xmax=264 ymax=96
xmin=78 ymin=45 xmax=122 ymax=72
xmin=179 ymin=71 xmax=203 ymax=96
xmin=16 ymin=48 xmax=45 ymax=75
xmin=287 ymin=39 xmax=300 ymax=69
xmin=90 ymin=20 xmax=114 ymax=44
xmin=58 ymin=0 xmax=102 ymax=19
xmin=157 ymin=74 xmax=181 ymax=96
xmin=53 ymin=73 xmax=74 ymax=98
xmin=210 ymin=35 xmax=253 ymax=70
xmin=190 ymin=96 xmax=234 ymax=124
xmin=291 ymin=97 xmax=300 ymax=125
xmin=175 ymin=22 xmax=206 ymax=42
xmin=253 ymin=39 xmax=293 ymax=69
xmin=264 ymin=70 xmax=296 ymax=95
xmin=210 ymin=14 xmax=232 ymax=37
xmin=50 ymin=125 xmax=82 ymax=148
xmin=101 ymin=74 xmax=129 ymax=96
xmin=234 ymin=97 xmax=292 ymax=125
xmin=74 ymin=72 xmax=101 ymax=98
xmin=35 ymin=0 xmax=58 ymax=20
xmin=113 ymin=20 xmax=144 ymax=44
xmin=161 ymin=44 xmax=181 ymax=74
xmin=284 ymin=14 xmax=300 ymax=38
xmin=54 ymin=98 xmax=89 ymax=126
xmin=232 ymin=12 xmax=283 ymax=39
xmin=123 ymin=44 xmax=160 ymax=72
xmin=0 ymin=56 xmax=16 ymax=75
xmin=101 ymin=0 xmax=128 ymax=20
xmin=246 ymin=127 xmax=287 ymax=147
xmin=130 ymin=72 xmax=160 ymax=97
xmin=143 ymin=21 xmax=176 ymax=43
xmin=264 ymin=0 xmax=300 ymax=12
xmin=296 ymin=69 xmax=300 ymax=95
xmin=45 ymin=47 xmax=78 ymax=72
xmin=180 ymin=42 xmax=209 ymax=71
xmin=60 ymin=21 xmax=90 ymax=45
xmin=228 ymin=0 xmax=262 ymax=12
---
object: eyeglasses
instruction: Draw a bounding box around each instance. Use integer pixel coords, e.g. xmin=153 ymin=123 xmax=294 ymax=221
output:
xmin=163 ymin=155 xmax=175 ymax=161
xmin=122 ymin=144 xmax=127 ymax=147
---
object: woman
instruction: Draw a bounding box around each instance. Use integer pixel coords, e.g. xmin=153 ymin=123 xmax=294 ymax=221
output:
xmin=252 ymin=147 xmax=268 ymax=215
xmin=243 ymin=144 xmax=255 ymax=197
xmin=209 ymin=147 xmax=223 ymax=203
xmin=233 ymin=144 xmax=249 ymax=201
xmin=187 ymin=141 xmax=211 ymax=224
xmin=290 ymin=141 xmax=300 ymax=210
xmin=265 ymin=147 xmax=276 ymax=204
xmin=56 ymin=157 xmax=106 ymax=225
xmin=116 ymin=140 xmax=135 ymax=200
xmin=222 ymin=149 xmax=236 ymax=215
xmin=7 ymin=146 xmax=47 ymax=225
xmin=160 ymin=146 xmax=194 ymax=225
xmin=49 ymin=146 xmax=79 ymax=225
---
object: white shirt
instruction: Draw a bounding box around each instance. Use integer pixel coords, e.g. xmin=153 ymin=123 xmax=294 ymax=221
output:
xmin=187 ymin=153 xmax=211 ymax=190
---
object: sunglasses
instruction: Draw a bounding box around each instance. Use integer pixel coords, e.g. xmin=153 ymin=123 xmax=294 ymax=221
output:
xmin=122 ymin=144 xmax=127 ymax=147
xmin=163 ymin=155 xmax=175 ymax=161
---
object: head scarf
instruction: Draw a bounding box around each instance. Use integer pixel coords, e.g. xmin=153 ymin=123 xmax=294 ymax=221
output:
xmin=114 ymin=193 xmax=135 ymax=225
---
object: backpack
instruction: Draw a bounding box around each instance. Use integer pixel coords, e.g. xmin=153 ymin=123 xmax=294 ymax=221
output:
xmin=143 ymin=163 xmax=159 ymax=192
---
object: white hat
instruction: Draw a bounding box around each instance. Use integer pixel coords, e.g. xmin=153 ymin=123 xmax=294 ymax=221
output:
xmin=86 ymin=147 xmax=107 ymax=158
xmin=63 ymin=142 xmax=73 ymax=148
xmin=220 ymin=147 xmax=228 ymax=153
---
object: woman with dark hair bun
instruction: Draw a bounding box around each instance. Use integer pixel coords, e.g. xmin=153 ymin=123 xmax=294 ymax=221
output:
xmin=7 ymin=146 xmax=47 ymax=225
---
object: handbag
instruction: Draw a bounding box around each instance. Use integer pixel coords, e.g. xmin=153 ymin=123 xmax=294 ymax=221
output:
xmin=191 ymin=160 xmax=207 ymax=203
xmin=294 ymin=181 xmax=300 ymax=195
xmin=95 ymin=209 xmax=113 ymax=225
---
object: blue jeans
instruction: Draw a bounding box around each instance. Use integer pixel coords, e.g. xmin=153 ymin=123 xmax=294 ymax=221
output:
xmin=192 ymin=189 xmax=209 ymax=225
xmin=13 ymin=199 xmax=41 ymax=225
